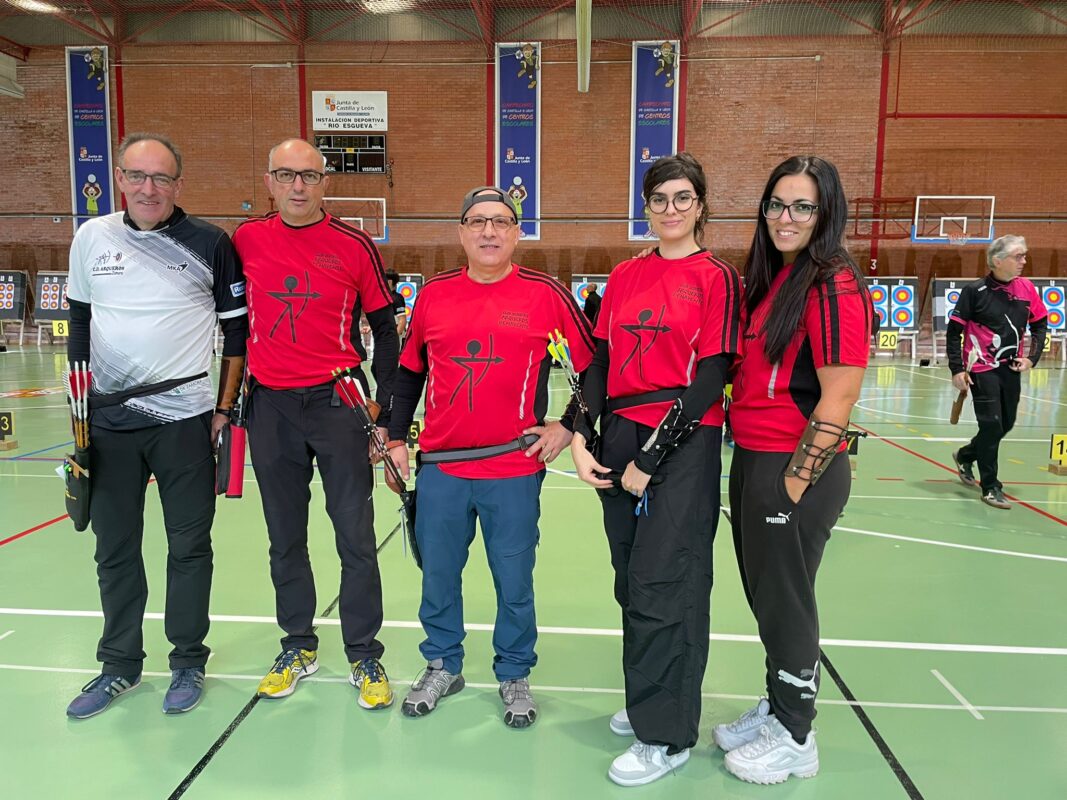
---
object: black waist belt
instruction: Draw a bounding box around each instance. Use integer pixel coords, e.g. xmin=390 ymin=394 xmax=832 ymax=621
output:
xmin=606 ymin=387 xmax=684 ymax=413
xmin=420 ymin=433 xmax=540 ymax=465
xmin=89 ymin=372 xmax=208 ymax=410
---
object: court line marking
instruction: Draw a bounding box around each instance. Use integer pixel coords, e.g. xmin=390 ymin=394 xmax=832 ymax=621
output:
xmin=2 ymin=662 xmax=1065 ymax=716
xmin=931 ymin=669 xmax=984 ymax=720
xmin=834 ymin=524 xmax=1067 ymax=564
xmin=0 ymin=630 xmax=12 ymax=643
xmin=2 ymin=607 xmax=1065 ymax=656
xmin=821 ymin=649 xmax=922 ymax=799
xmin=896 ymin=366 xmax=1067 ymax=409
xmin=853 ymin=424 xmax=1067 ymax=528
xmin=0 ymin=513 xmax=69 ymax=548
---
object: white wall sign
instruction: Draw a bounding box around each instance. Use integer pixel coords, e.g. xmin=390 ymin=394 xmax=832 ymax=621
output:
xmin=312 ymin=91 xmax=388 ymax=131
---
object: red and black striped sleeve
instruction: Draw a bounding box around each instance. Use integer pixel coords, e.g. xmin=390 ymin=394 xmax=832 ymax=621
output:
xmin=696 ymin=255 xmax=743 ymax=359
xmin=805 ymin=269 xmax=873 ymax=369
xmin=328 ymin=217 xmax=392 ymax=314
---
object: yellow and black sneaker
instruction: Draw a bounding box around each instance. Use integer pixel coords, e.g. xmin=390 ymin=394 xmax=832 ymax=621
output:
xmin=350 ymin=657 xmax=394 ymax=710
xmin=257 ymin=648 xmax=318 ymax=698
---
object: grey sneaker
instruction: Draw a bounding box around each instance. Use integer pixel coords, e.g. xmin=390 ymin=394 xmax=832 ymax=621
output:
xmin=401 ymin=660 xmax=464 ymax=717
xmin=713 ymin=697 xmax=773 ymax=752
xmin=981 ymin=487 xmax=1011 ymax=509
xmin=610 ymin=707 xmax=634 ymax=736
xmin=499 ymin=677 xmax=538 ymax=728
xmin=952 ymin=450 xmax=979 ymax=488
xmin=608 ymin=741 xmax=690 ymax=787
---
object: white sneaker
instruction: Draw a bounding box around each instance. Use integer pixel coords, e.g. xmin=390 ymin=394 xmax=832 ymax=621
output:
xmin=713 ymin=697 xmax=773 ymax=751
xmin=609 ymin=708 xmax=634 ymax=736
xmin=724 ymin=718 xmax=819 ymax=785
xmin=608 ymin=740 xmax=690 ymax=787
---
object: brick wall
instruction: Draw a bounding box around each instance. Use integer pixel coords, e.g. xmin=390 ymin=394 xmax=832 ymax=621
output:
xmin=1 ymin=37 xmax=1064 ymax=291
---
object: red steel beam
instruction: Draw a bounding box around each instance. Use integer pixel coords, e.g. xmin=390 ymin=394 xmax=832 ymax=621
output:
xmin=307 ymin=6 xmax=369 ymax=41
xmin=869 ymin=46 xmax=891 ymax=269
xmin=83 ymin=0 xmax=115 ymax=42
xmin=470 ymin=0 xmax=495 ymax=53
xmin=0 ymin=34 xmax=30 ymax=61
xmin=691 ymin=0 xmax=772 ymax=39
xmin=245 ymin=0 xmax=300 ymax=41
xmin=889 ymin=112 xmax=1067 ymax=119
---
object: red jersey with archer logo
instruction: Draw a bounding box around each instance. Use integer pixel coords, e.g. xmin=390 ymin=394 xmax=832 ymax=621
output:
xmin=234 ymin=212 xmax=392 ymax=388
xmin=730 ymin=263 xmax=874 ymax=452
xmin=401 ymin=264 xmax=594 ymax=479
xmin=594 ymin=249 xmax=742 ymax=427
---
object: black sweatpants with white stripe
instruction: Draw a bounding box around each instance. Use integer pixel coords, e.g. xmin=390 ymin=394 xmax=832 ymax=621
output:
xmin=597 ymin=412 xmax=721 ymax=755
xmin=727 ymin=445 xmax=851 ymax=740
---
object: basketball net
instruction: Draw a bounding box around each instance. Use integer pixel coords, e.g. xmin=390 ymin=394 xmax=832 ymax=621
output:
xmin=947 ymin=232 xmax=970 ymax=246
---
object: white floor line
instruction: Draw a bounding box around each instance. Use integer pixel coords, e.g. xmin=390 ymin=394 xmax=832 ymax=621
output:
xmin=896 ymin=366 xmax=1067 ymax=409
xmin=545 ymin=467 xmax=581 ymax=480
xmin=0 ymin=630 xmax=13 ymax=642
xmin=4 ymin=661 xmax=1067 ymax=716
xmin=2 ymin=606 xmax=1066 ymax=656
xmin=834 ymin=524 xmax=1067 ymax=564
xmin=931 ymin=669 xmax=985 ymax=720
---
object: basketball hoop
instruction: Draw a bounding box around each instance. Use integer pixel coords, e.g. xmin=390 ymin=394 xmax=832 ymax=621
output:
xmin=947 ymin=232 xmax=970 ymax=246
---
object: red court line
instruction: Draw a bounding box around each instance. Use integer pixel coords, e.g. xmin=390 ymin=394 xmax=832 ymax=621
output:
xmin=0 ymin=513 xmax=70 ymax=548
xmin=854 ymin=423 xmax=1067 ymax=528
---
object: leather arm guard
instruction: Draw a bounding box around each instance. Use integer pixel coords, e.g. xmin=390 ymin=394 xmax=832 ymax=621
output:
xmin=633 ymin=398 xmax=700 ymax=475
xmin=785 ymin=416 xmax=849 ymax=485
xmin=215 ymin=355 xmax=245 ymax=415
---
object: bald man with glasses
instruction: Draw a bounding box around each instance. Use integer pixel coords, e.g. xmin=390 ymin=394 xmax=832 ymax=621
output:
xmin=232 ymin=138 xmax=400 ymax=708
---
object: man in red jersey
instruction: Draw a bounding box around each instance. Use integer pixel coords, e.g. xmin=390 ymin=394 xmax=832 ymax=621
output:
xmin=232 ymin=139 xmax=399 ymax=709
xmin=385 ymin=187 xmax=594 ymax=728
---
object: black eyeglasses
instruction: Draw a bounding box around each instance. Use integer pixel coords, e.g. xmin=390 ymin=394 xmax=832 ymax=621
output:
xmin=120 ymin=169 xmax=179 ymax=188
xmin=270 ymin=169 xmax=325 ymax=185
xmin=647 ymin=192 xmax=697 ymax=214
xmin=462 ymin=215 xmax=517 ymax=231
xmin=762 ymin=200 xmax=819 ymax=223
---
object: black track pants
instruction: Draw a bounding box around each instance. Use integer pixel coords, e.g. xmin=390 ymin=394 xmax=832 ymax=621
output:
xmin=597 ymin=412 xmax=721 ymax=754
xmin=89 ymin=412 xmax=215 ymax=675
xmin=728 ymin=445 xmax=850 ymax=740
xmin=247 ymin=383 xmax=384 ymax=662
xmin=957 ymin=364 xmax=1021 ymax=493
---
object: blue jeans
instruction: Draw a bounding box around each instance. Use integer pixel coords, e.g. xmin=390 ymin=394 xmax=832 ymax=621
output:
xmin=414 ymin=464 xmax=544 ymax=681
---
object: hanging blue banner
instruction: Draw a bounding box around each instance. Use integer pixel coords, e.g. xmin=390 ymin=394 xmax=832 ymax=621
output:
xmin=66 ymin=46 xmax=114 ymax=229
xmin=629 ymin=40 xmax=680 ymax=240
xmin=496 ymin=42 xmax=541 ymax=240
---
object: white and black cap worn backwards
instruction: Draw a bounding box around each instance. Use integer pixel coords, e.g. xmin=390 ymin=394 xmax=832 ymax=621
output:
xmin=460 ymin=186 xmax=518 ymax=222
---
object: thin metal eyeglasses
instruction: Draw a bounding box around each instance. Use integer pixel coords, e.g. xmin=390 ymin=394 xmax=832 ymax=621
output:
xmin=270 ymin=169 xmax=325 ymax=185
xmin=647 ymin=192 xmax=697 ymax=214
xmin=762 ymin=200 xmax=819 ymax=223
xmin=462 ymin=215 xmax=517 ymax=231
xmin=120 ymin=169 xmax=179 ymax=188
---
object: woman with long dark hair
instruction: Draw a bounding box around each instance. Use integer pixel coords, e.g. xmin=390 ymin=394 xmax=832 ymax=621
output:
xmin=569 ymin=152 xmax=741 ymax=787
xmin=716 ymin=156 xmax=873 ymax=785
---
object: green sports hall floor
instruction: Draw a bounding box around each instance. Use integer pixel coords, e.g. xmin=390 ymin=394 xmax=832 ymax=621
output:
xmin=1 ymin=347 xmax=1065 ymax=799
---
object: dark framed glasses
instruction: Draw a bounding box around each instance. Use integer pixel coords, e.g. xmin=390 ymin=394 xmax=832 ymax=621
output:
xmin=270 ymin=169 xmax=325 ymax=185
xmin=762 ymin=200 xmax=819 ymax=223
xmin=647 ymin=192 xmax=697 ymax=214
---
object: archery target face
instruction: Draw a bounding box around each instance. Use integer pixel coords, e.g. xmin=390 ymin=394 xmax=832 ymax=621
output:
xmin=944 ymin=288 xmax=961 ymax=318
xmin=1042 ymin=285 xmax=1065 ymax=330
xmin=869 ymin=284 xmax=889 ymax=327
xmin=889 ymin=283 xmax=916 ymax=330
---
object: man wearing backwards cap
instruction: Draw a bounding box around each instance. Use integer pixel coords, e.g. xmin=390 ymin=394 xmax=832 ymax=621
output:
xmin=386 ymin=186 xmax=595 ymax=727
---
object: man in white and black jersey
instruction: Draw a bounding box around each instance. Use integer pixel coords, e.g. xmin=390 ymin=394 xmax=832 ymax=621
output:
xmin=64 ymin=133 xmax=248 ymax=720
